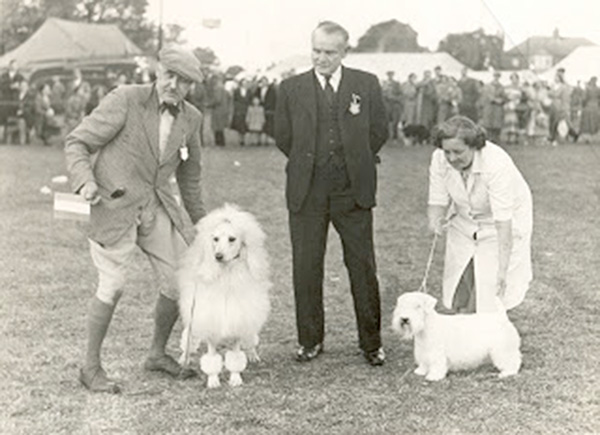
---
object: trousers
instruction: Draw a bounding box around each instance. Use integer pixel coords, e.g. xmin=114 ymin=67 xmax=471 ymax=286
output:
xmin=289 ymin=158 xmax=381 ymax=352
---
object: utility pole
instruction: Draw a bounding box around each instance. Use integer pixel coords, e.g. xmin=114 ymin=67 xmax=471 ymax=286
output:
xmin=0 ymin=0 xmax=6 ymax=56
xmin=157 ymin=0 xmax=163 ymax=51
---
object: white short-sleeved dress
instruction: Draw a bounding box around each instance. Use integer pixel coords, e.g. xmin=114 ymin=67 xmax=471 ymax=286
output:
xmin=428 ymin=141 xmax=533 ymax=312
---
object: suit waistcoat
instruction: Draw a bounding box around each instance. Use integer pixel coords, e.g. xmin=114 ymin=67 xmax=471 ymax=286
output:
xmin=314 ymin=76 xmax=345 ymax=167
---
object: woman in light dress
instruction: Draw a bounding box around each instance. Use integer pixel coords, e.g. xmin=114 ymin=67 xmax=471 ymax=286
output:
xmin=428 ymin=116 xmax=533 ymax=313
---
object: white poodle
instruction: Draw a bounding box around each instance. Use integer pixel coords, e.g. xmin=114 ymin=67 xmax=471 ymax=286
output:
xmin=391 ymin=292 xmax=521 ymax=381
xmin=178 ymin=204 xmax=271 ymax=388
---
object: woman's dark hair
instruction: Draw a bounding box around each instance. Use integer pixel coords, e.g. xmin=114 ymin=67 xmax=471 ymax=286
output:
xmin=430 ymin=115 xmax=487 ymax=149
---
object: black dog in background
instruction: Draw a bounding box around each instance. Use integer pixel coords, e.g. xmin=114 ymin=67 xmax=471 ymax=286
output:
xmin=403 ymin=124 xmax=430 ymax=145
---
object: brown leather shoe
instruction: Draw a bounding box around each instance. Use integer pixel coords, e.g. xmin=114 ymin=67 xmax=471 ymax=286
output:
xmin=144 ymin=354 xmax=197 ymax=379
xmin=79 ymin=366 xmax=121 ymax=394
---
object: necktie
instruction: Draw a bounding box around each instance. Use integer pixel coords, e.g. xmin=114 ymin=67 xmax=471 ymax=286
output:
xmin=324 ymin=75 xmax=335 ymax=106
xmin=160 ymin=102 xmax=180 ymax=117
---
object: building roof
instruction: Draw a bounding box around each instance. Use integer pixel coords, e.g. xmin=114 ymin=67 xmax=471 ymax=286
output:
xmin=0 ymin=18 xmax=143 ymax=69
xmin=507 ymin=34 xmax=595 ymax=59
xmin=540 ymin=46 xmax=600 ymax=84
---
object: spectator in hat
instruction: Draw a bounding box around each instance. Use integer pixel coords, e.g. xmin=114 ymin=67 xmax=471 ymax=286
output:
xmin=549 ymin=68 xmax=578 ymax=145
xmin=65 ymin=45 xmax=206 ymax=394
xmin=206 ymin=73 xmax=232 ymax=146
xmin=381 ymin=70 xmax=403 ymax=140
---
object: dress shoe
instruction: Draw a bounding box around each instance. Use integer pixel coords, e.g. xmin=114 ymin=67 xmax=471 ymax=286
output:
xmin=364 ymin=347 xmax=385 ymax=366
xmin=295 ymin=343 xmax=323 ymax=362
xmin=79 ymin=366 xmax=121 ymax=394
xmin=144 ymin=354 xmax=196 ymax=378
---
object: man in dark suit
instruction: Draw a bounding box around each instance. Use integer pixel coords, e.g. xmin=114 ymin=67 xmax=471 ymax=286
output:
xmin=0 ymin=59 xmax=25 ymax=131
xmin=65 ymin=46 xmax=206 ymax=393
xmin=275 ymin=21 xmax=389 ymax=366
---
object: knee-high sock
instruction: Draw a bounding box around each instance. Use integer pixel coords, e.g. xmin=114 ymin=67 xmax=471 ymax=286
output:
xmin=149 ymin=294 xmax=179 ymax=356
xmin=85 ymin=296 xmax=117 ymax=369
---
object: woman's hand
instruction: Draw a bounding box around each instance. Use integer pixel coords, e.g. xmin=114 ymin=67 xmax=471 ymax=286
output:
xmin=427 ymin=205 xmax=447 ymax=235
xmin=429 ymin=218 xmax=446 ymax=235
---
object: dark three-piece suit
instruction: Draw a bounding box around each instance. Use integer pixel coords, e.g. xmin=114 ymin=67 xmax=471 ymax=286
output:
xmin=275 ymin=66 xmax=388 ymax=353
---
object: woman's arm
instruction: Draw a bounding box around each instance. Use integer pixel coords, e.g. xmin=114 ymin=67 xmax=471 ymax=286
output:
xmin=428 ymin=205 xmax=447 ymax=235
xmin=427 ymin=149 xmax=450 ymax=234
xmin=495 ymin=219 xmax=513 ymax=298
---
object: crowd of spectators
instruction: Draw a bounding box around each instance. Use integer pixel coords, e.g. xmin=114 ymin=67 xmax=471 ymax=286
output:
xmin=186 ymin=73 xmax=278 ymax=147
xmin=0 ymin=58 xmax=280 ymax=148
xmin=3 ymin=57 xmax=599 ymax=148
xmin=0 ymin=60 xmax=150 ymax=145
xmin=382 ymin=66 xmax=600 ymax=147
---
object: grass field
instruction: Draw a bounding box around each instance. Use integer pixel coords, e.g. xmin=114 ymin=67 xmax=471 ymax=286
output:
xmin=0 ymin=139 xmax=598 ymax=434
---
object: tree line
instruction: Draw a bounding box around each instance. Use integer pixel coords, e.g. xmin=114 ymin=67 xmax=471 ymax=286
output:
xmin=1 ymin=3 xmax=504 ymax=71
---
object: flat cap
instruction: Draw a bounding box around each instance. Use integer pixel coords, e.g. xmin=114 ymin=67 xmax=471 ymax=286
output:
xmin=158 ymin=45 xmax=203 ymax=83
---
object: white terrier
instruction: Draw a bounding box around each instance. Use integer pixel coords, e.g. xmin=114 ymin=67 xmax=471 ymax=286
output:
xmin=391 ymin=292 xmax=521 ymax=381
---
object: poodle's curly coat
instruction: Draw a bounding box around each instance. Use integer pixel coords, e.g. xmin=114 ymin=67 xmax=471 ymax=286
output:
xmin=178 ymin=204 xmax=271 ymax=388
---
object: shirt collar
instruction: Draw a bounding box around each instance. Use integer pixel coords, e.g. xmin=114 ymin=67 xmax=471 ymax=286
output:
xmin=470 ymin=144 xmax=486 ymax=173
xmin=315 ymin=66 xmax=342 ymax=92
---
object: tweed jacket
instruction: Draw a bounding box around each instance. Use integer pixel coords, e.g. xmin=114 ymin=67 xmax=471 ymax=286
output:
xmin=274 ymin=67 xmax=388 ymax=212
xmin=65 ymin=84 xmax=205 ymax=246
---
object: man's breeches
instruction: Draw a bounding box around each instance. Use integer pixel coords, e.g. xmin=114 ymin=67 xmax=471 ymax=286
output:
xmin=89 ymin=205 xmax=187 ymax=304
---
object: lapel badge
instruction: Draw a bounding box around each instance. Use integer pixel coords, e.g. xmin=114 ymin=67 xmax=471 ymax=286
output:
xmin=179 ymin=138 xmax=189 ymax=161
xmin=349 ymin=93 xmax=361 ymax=115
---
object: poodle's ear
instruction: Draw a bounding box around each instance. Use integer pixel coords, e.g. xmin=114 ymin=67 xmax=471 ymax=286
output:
xmin=239 ymin=213 xmax=270 ymax=282
xmin=183 ymin=214 xmax=216 ymax=273
xmin=246 ymin=244 xmax=269 ymax=282
xmin=189 ymin=218 xmax=208 ymax=264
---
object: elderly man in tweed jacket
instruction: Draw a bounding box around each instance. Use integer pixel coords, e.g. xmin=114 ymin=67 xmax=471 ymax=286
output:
xmin=65 ymin=46 xmax=206 ymax=393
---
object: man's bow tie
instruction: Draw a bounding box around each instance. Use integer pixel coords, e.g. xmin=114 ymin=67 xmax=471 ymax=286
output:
xmin=160 ymin=102 xmax=180 ymax=117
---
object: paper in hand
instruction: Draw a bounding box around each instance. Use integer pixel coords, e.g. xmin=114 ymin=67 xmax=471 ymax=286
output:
xmin=53 ymin=192 xmax=90 ymax=222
